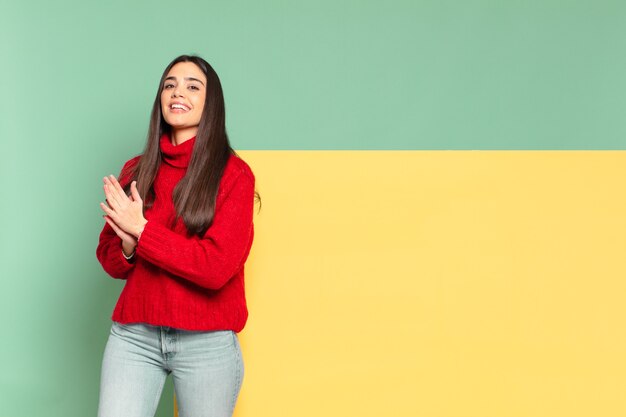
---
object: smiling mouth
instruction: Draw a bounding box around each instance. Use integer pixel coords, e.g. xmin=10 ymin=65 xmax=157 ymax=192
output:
xmin=170 ymin=103 xmax=190 ymax=112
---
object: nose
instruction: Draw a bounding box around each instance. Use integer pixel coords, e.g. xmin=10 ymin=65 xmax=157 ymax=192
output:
xmin=171 ymin=87 xmax=183 ymax=98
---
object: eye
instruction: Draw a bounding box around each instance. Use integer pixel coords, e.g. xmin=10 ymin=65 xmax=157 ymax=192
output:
xmin=163 ymin=83 xmax=175 ymax=89
xmin=188 ymin=85 xmax=200 ymax=91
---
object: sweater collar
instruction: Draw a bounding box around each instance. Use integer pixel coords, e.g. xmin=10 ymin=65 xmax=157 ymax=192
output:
xmin=160 ymin=133 xmax=196 ymax=168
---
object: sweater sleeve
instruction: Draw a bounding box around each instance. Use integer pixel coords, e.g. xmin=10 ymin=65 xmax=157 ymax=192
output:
xmin=96 ymin=223 xmax=135 ymax=279
xmin=95 ymin=156 xmax=140 ymax=279
xmin=135 ymin=169 xmax=255 ymax=290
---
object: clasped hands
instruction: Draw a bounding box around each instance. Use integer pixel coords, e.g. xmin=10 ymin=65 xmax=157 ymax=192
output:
xmin=100 ymin=175 xmax=148 ymax=256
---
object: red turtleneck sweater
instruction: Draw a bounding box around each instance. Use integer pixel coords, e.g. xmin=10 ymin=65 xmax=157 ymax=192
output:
xmin=96 ymin=135 xmax=255 ymax=332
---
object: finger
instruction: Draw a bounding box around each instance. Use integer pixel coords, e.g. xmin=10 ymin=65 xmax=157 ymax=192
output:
xmin=104 ymin=215 xmax=122 ymax=234
xmin=103 ymin=177 xmax=126 ymax=207
xmin=103 ymin=207 xmax=131 ymax=237
xmin=104 ymin=216 xmax=133 ymax=240
xmin=103 ymin=183 xmax=122 ymax=210
xmin=104 ymin=176 xmax=131 ymax=208
xmin=100 ymin=201 xmax=118 ymax=221
xmin=100 ymin=201 xmax=112 ymax=215
xmin=104 ymin=215 xmax=119 ymax=232
xmin=130 ymin=181 xmax=142 ymax=203
xmin=109 ymin=175 xmax=128 ymax=198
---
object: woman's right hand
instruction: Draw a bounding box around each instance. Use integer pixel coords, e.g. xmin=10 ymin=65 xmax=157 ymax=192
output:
xmin=104 ymin=216 xmax=137 ymax=256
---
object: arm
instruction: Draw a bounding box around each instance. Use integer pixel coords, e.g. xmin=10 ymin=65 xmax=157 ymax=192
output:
xmin=96 ymin=221 xmax=135 ymax=279
xmin=136 ymin=170 xmax=255 ymax=290
xmin=95 ymin=157 xmax=140 ymax=279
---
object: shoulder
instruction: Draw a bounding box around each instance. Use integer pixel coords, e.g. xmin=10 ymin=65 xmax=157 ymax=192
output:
xmin=223 ymin=153 xmax=255 ymax=185
xmin=216 ymin=153 xmax=255 ymax=201
xmin=119 ymin=155 xmax=142 ymax=187
xmin=122 ymin=155 xmax=142 ymax=170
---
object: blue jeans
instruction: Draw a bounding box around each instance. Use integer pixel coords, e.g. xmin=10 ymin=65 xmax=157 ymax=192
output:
xmin=98 ymin=322 xmax=244 ymax=417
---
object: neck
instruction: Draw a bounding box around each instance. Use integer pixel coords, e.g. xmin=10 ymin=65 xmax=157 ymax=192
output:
xmin=171 ymin=127 xmax=198 ymax=145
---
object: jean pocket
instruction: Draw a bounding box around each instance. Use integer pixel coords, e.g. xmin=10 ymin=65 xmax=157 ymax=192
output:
xmin=110 ymin=321 xmax=149 ymax=336
xmin=110 ymin=321 xmax=131 ymax=335
xmin=186 ymin=330 xmax=235 ymax=351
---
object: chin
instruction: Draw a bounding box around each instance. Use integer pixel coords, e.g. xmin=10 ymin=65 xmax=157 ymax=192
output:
xmin=165 ymin=118 xmax=188 ymax=128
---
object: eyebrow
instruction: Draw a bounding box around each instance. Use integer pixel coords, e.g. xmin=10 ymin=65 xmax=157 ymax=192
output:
xmin=164 ymin=76 xmax=205 ymax=86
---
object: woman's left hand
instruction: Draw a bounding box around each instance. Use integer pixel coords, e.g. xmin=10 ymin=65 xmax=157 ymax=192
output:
xmin=100 ymin=176 xmax=147 ymax=239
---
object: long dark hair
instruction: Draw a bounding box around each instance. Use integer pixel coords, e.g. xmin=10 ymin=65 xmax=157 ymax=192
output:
xmin=126 ymin=55 xmax=233 ymax=237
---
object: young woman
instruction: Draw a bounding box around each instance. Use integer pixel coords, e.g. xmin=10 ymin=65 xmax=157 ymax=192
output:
xmin=96 ymin=55 xmax=255 ymax=417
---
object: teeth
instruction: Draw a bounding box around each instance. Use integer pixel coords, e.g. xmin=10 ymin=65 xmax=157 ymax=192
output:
xmin=171 ymin=104 xmax=189 ymax=111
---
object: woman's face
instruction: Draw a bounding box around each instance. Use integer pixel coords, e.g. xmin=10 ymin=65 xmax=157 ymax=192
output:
xmin=160 ymin=62 xmax=207 ymax=142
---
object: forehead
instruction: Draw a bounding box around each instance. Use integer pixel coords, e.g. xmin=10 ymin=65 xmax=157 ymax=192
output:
xmin=165 ymin=62 xmax=206 ymax=82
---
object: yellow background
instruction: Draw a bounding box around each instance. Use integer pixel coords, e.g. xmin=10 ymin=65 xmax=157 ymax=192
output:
xmin=178 ymin=151 xmax=626 ymax=417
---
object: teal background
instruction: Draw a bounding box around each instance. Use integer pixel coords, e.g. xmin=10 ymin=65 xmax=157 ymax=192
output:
xmin=1 ymin=1 xmax=626 ymax=416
